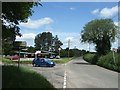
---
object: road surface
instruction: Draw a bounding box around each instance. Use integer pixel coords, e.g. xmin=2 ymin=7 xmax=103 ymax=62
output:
xmin=21 ymin=57 xmax=119 ymax=89
xmin=65 ymin=57 xmax=118 ymax=88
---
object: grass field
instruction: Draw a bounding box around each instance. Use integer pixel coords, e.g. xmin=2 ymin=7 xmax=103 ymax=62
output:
xmin=2 ymin=65 xmax=55 ymax=89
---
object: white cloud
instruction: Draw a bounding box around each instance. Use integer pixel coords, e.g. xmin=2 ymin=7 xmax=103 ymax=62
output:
xmin=16 ymin=33 xmax=36 ymax=46
xmin=92 ymin=6 xmax=118 ymax=18
xmin=69 ymin=7 xmax=76 ymax=10
xmin=91 ymin=9 xmax=99 ymax=14
xmin=114 ymin=22 xmax=118 ymax=26
xmin=100 ymin=6 xmax=118 ymax=18
xmin=65 ymin=37 xmax=74 ymax=41
xmin=20 ymin=17 xmax=54 ymax=29
xmin=16 ymin=33 xmax=36 ymax=40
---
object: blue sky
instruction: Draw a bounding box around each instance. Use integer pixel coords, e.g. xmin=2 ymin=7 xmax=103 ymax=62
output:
xmin=16 ymin=2 xmax=119 ymax=52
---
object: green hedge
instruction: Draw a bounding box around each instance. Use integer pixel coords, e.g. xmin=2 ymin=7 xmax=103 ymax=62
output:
xmin=83 ymin=53 xmax=95 ymax=63
xmin=97 ymin=52 xmax=120 ymax=72
xmin=83 ymin=52 xmax=120 ymax=72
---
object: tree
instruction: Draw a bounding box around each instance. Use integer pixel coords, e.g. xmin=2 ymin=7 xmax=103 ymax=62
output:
xmin=52 ymin=35 xmax=63 ymax=53
xmin=34 ymin=32 xmax=63 ymax=52
xmin=2 ymin=2 xmax=41 ymax=55
xmin=81 ymin=19 xmax=117 ymax=55
xmin=26 ymin=46 xmax=35 ymax=53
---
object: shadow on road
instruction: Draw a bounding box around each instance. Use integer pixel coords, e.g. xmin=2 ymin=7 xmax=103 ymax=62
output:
xmin=73 ymin=62 xmax=91 ymax=65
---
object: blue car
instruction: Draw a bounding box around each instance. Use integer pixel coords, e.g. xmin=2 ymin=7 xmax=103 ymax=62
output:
xmin=32 ymin=58 xmax=55 ymax=67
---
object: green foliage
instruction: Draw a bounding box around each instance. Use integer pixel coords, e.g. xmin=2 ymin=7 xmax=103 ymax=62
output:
xmin=60 ymin=49 xmax=87 ymax=58
xmin=81 ymin=19 xmax=117 ymax=55
xmin=1 ymin=58 xmax=15 ymax=64
xmin=83 ymin=53 xmax=96 ymax=64
xmin=35 ymin=32 xmax=63 ymax=52
xmin=97 ymin=52 xmax=120 ymax=72
xmin=26 ymin=46 xmax=35 ymax=53
xmin=2 ymin=2 xmax=41 ymax=55
xmin=83 ymin=52 xmax=120 ymax=72
xmin=2 ymin=66 xmax=55 ymax=88
xmin=60 ymin=49 xmax=68 ymax=57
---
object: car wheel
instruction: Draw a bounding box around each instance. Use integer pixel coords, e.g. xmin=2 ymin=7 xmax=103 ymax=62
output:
xmin=32 ymin=64 xmax=35 ymax=67
xmin=35 ymin=64 xmax=38 ymax=67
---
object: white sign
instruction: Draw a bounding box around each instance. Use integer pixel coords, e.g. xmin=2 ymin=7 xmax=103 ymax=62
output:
xmin=35 ymin=51 xmax=41 ymax=55
xmin=112 ymin=48 xmax=117 ymax=52
xmin=58 ymin=48 xmax=61 ymax=51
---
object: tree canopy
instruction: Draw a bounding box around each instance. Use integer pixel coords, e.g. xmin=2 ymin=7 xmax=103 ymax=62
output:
xmin=2 ymin=2 xmax=41 ymax=55
xmin=34 ymin=32 xmax=63 ymax=53
xmin=81 ymin=19 xmax=117 ymax=55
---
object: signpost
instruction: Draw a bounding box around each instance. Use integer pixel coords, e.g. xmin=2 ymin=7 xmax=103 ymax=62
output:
xmin=112 ymin=48 xmax=117 ymax=65
xmin=58 ymin=48 xmax=61 ymax=56
xmin=14 ymin=41 xmax=26 ymax=68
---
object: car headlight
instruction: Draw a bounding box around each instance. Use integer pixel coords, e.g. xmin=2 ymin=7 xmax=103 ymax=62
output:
xmin=51 ymin=62 xmax=53 ymax=64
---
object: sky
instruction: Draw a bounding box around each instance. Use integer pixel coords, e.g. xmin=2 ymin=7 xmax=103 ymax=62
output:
xmin=16 ymin=2 xmax=119 ymax=52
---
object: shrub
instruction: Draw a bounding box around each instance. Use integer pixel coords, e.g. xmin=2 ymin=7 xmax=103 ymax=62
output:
xmin=97 ymin=52 xmax=120 ymax=72
xmin=83 ymin=53 xmax=96 ymax=64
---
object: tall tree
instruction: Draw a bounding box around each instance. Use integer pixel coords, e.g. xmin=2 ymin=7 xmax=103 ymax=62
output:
xmin=34 ymin=32 xmax=63 ymax=52
xmin=52 ymin=35 xmax=63 ymax=52
xmin=81 ymin=19 xmax=117 ymax=55
xmin=35 ymin=32 xmax=53 ymax=51
xmin=2 ymin=2 xmax=41 ymax=55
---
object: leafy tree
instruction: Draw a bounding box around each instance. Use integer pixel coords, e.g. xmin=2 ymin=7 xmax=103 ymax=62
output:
xmin=26 ymin=46 xmax=35 ymax=53
xmin=52 ymin=35 xmax=63 ymax=53
xmin=35 ymin=32 xmax=53 ymax=51
xmin=2 ymin=2 xmax=41 ymax=55
xmin=81 ymin=19 xmax=117 ymax=55
xmin=34 ymin=32 xmax=63 ymax=52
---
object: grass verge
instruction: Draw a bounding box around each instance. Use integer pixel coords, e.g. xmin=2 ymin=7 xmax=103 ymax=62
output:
xmin=1 ymin=57 xmax=74 ymax=64
xmin=51 ymin=57 xmax=73 ymax=64
xmin=2 ymin=65 xmax=55 ymax=89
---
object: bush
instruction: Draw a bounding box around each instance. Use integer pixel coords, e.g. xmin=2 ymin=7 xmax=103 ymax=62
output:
xmin=97 ymin=52 xmax=120 ymax=72
xmin=83 ymin=53 xmax=96 ymax=64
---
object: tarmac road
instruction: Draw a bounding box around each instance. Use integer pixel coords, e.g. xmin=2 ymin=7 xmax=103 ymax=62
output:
xmin=21 ymin=57 xmax=119 ymax=89
xmin=65 ymin=57 xmax=118 ymax=88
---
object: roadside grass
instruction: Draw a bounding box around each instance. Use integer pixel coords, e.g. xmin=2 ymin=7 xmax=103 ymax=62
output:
xmin=2 ymin=65 xmax=55 ymax=89
xmin=51 ymin=57 xmax=73 ymax=64
xmin=1 ymin=57 xmax=32 ymax=64
xmin=0 ymin=57 xmax=15 ymax=64
xmin=2 ymin=57 xmax=74 ymax=64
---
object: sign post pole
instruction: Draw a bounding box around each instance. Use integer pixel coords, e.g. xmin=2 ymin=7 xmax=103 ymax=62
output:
xmin=112 ymin=48 xmax=117 ymax=66
xmin=58 ymin=48 xmax=61 ymax=56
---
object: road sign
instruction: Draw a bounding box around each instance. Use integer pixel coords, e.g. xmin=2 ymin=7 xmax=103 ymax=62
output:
xmin=112 ymin=48 xmax=117 ymax=52
xmin=35 ymin=51 xmax=41 ymax=55
xmin=112 ymin=48 xmax=117 ymax=66
xmin=58 ymin=48 xmax=61 ymax=51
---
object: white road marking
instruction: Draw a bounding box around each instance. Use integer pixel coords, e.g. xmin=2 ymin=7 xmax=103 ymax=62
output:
xmin=63 ymin=71 xmax=67 ymax=89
